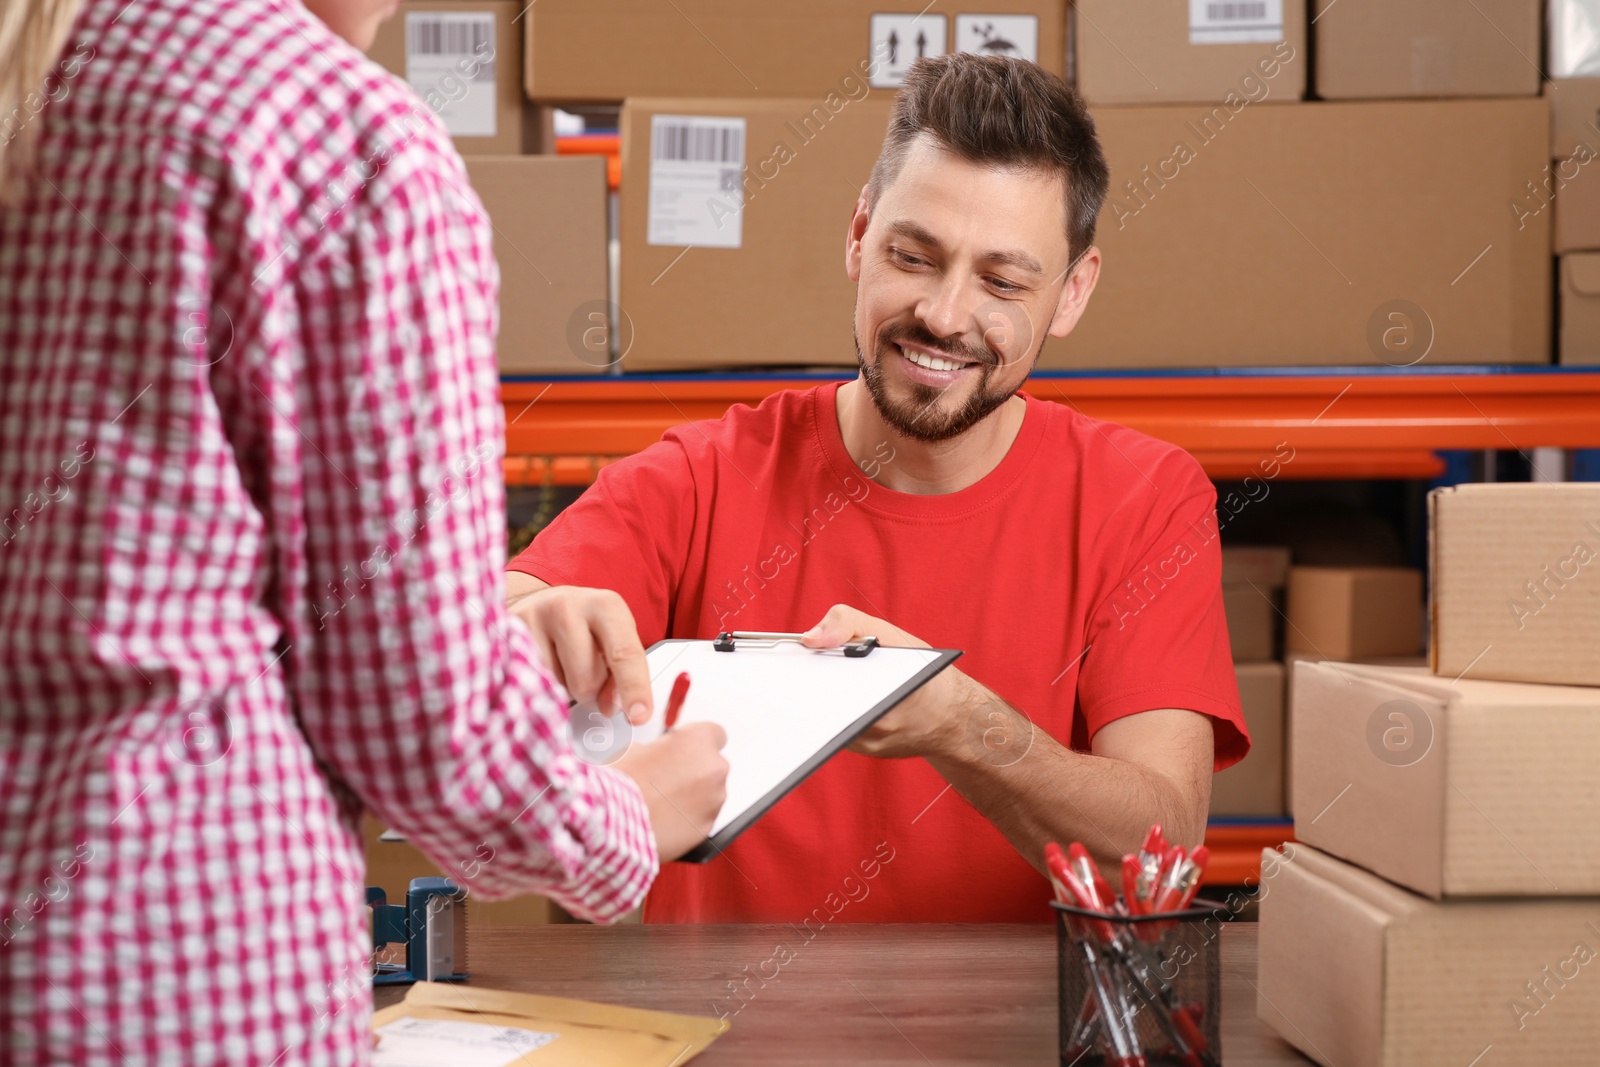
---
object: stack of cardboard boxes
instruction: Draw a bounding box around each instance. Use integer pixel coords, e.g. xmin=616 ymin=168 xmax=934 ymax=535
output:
xmin=601 ymin=2 xmax=1068 ymax=370
xmin=1067 ymin=0 xmax=1546 ymax=371
xmin=368 ymin=2 xmax=612 ymax=375
xmin=1281 ymin=563 xmax=1429 ymax=814
xmin=368 ymin=1 xmax=1560 ymax=372
xmin=1211 ymin=546 xmax=1429 ymax=820
xmin=1257 ymin=484 xmax=1600 ymax=1065
xmin=607 ymin=0 xmax=1551 ymax=370
xmin=1210 ymin=547 xmax=1290 ymax=818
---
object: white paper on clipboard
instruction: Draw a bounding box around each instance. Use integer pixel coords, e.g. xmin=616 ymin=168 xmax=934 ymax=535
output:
xmin=625 ymin=638 xmax=961 ymax=861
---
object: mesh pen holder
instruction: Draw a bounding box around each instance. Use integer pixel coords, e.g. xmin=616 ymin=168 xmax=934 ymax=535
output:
xmin=1052 ymin=898 xmax=1224 ymax=1067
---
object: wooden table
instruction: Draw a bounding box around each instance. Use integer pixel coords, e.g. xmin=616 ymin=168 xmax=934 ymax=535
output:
xmin=377 ymin=922 xmax=1311 ymax=1065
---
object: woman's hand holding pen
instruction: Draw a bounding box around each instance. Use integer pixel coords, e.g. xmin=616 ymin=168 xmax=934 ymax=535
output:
xmin=614 ymin=722 xmax=730 ymax=863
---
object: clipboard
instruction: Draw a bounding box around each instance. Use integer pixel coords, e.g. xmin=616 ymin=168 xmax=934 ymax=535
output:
xmin=630 ymin=633 xmax=961 ymax=863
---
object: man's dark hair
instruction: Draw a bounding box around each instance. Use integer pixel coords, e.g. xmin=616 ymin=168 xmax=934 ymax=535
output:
xmin=866 ymin=53 xmax=1110 ymax=269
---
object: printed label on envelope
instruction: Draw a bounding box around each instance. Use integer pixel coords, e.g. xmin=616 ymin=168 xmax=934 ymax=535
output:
xmin=374 ymin=1017 xmax=558 ymax=1067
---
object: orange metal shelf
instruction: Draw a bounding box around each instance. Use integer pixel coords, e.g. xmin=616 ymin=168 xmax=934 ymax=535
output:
xmin=500 ymin=369 xmax=1600 ymax=481
xmin=556 ymin=134 xmax=621 ymax=190
xmin=503 ymin=455 xmax=619 ymax=487
xmin=1201 ymin=822 xmax=1295 ymax=886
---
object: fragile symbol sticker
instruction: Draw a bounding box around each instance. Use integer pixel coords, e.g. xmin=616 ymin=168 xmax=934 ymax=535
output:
xmin=954 ymin=15 xmax=1039 ymax=64
xmin=647 ymin=114 xmax=747 ymax=249
xmin=869 ymin=13 xmax=949 ymax=88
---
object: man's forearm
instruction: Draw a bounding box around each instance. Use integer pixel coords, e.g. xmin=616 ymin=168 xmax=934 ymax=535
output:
xmin=925 ymin=686 xmax=1209 ymax=886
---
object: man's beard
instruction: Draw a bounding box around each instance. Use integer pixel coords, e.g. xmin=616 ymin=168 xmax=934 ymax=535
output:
xmin=855 ymin=319 xmax=1031 ymax=443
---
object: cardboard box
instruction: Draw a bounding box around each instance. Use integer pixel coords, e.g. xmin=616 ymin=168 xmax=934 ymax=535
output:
xmin=1284 ymin=566 xmax=1423 ymax=660
xmin=1221 ymin=545 xmax=1291 ymax=586
xmin=1282 ymin=651 xmax=1427 ymax=816
xmin=369 ymin=0 xmax=534 ymax=154
xmin=1221 ymin=546 xmax=1290 ymax=659
xmin=1430 ymin=484 xmax=1600 ymax=685
xmin=1291 ymin=660 xmax=1600 ymax=898
xmin=1549 ymin=80 xmax=1600 ymax=254
xmin=619 ymin=97 xmax=890 ymax=371
xmin=1257 ymin=843 xmax=1600 ymax=1067
xmin=1042 ymin=98 xmax=1551 ymax=368
xmin=1555 ymin=152 xmax=1600 ymax=251
xmin=465 ymin=156 xmax=612 ymax=375
xmin=1310 ymin=0 xmax=1541 ymax=100
xmin=1208 ymin=661 xmax=1284 ymax=817
xmin=1548 ymin=78 xmax=1600 ymax=159
xmin=623 ymin=97 xmax=1552 ymax=371
xmin=1559 ymin=253 xmax=1600 ymax=363
xmin=1074 ymin=0 xmax=1305 ymax=106
xmin=524 ymin=0 xmax=1066 ymax=104
xmin=1222 ymin=584 xmax=1275 ymax=660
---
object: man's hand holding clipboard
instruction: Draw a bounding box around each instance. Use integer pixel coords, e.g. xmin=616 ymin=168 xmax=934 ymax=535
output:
xmin=800 ymin=604 xmax=983 ymax=760
xmin=630 ymin=624 xmax=962 ymax=862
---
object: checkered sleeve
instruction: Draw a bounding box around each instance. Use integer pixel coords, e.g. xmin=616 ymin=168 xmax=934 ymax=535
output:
xmin=282 ymin=151 xmax=657 ymax=923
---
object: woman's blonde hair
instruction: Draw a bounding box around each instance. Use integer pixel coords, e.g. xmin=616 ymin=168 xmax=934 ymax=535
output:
xmin=0 ymin=0 xmax=89 ymax=200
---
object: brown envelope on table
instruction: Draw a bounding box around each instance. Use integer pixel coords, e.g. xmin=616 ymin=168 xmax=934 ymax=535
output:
xmin=372 ymin=981 xmax=728 ymax=1066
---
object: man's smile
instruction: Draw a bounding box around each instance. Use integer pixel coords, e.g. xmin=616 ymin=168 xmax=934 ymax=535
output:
xmin=891 ymin=340 xmax=986 ymax=386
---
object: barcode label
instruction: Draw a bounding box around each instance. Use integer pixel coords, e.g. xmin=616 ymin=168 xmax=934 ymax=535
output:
xmin=407 ymin=15 xmax=493 ymax=60
xmin=648 ymin=115 xmax=747 ymax=250
xmin=1189 ymin=0 xmax=1281 ymax=44
xmin=404 ymin=12 xmax=497 ymax=137
xmin=653 ymin=122 xmax=745 ymax=165
xmin=1206 ymin=2 xmax=1266 ymax=20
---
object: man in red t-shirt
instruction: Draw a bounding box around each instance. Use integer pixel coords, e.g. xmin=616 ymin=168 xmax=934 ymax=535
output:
xmin=505 ymin=55 xmax=1249 ymax=925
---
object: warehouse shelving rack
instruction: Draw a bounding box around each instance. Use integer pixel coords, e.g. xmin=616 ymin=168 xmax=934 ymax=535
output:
xmin=502 ymin=365 xmax=1600 ymax=483
xmin=498 ymin=364 xmax=1600 ymax=882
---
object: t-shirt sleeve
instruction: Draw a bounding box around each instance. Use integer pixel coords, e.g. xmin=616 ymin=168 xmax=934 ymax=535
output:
xmin=1079 ymin=480 xmax=1250 ymax=771
xmin=507 ymin=438 xmax=696 ymax=645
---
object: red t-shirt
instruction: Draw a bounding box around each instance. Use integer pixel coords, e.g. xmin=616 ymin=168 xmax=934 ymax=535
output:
xmin=510 ymin=383 xmax=1248 ymax=923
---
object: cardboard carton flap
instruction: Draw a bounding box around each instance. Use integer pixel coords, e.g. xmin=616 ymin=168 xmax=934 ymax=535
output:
xmin=1291 ymin=661 xmax=1449 ymax=898
xmin=1568 ymin=251 xmax=1600 ymax=295
xmin=1276 ymin=842 xmax=1425 ymax=919
xmin=1256 ymin=845 xmax=1392 ymax=1067
xmin=374 ymin=982 xmax=728 ymax=1066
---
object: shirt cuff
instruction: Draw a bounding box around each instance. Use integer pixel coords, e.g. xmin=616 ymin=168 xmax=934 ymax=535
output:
xmin=555 ymin=763 xmax=661 ymax=923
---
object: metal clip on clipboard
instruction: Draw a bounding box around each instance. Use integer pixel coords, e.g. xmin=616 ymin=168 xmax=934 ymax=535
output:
xmin=712 ymin=630 xmax=880 ymax=657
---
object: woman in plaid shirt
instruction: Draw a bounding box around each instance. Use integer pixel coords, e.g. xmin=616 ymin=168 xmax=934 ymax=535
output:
xmin=0 ymin=1 xmax=727 ymax=1062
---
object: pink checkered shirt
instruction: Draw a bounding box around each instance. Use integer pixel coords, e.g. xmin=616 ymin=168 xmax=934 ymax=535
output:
xmin=0 ymin=0 xmax=658 ymax=1062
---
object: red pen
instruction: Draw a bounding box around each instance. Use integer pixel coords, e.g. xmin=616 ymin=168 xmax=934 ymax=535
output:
xmin=1121 ymin=855 xmax=1146 ymax=916
xmin=1178 ymin=846 xmax=1210 ymax=908
xmin=1137 ymin=825 xmax=1167 ymax=903
xmin=663 ymin=672 xmax=690 ymax=729
xmin=1151 ymin=845 xmax=1188 ymax=913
